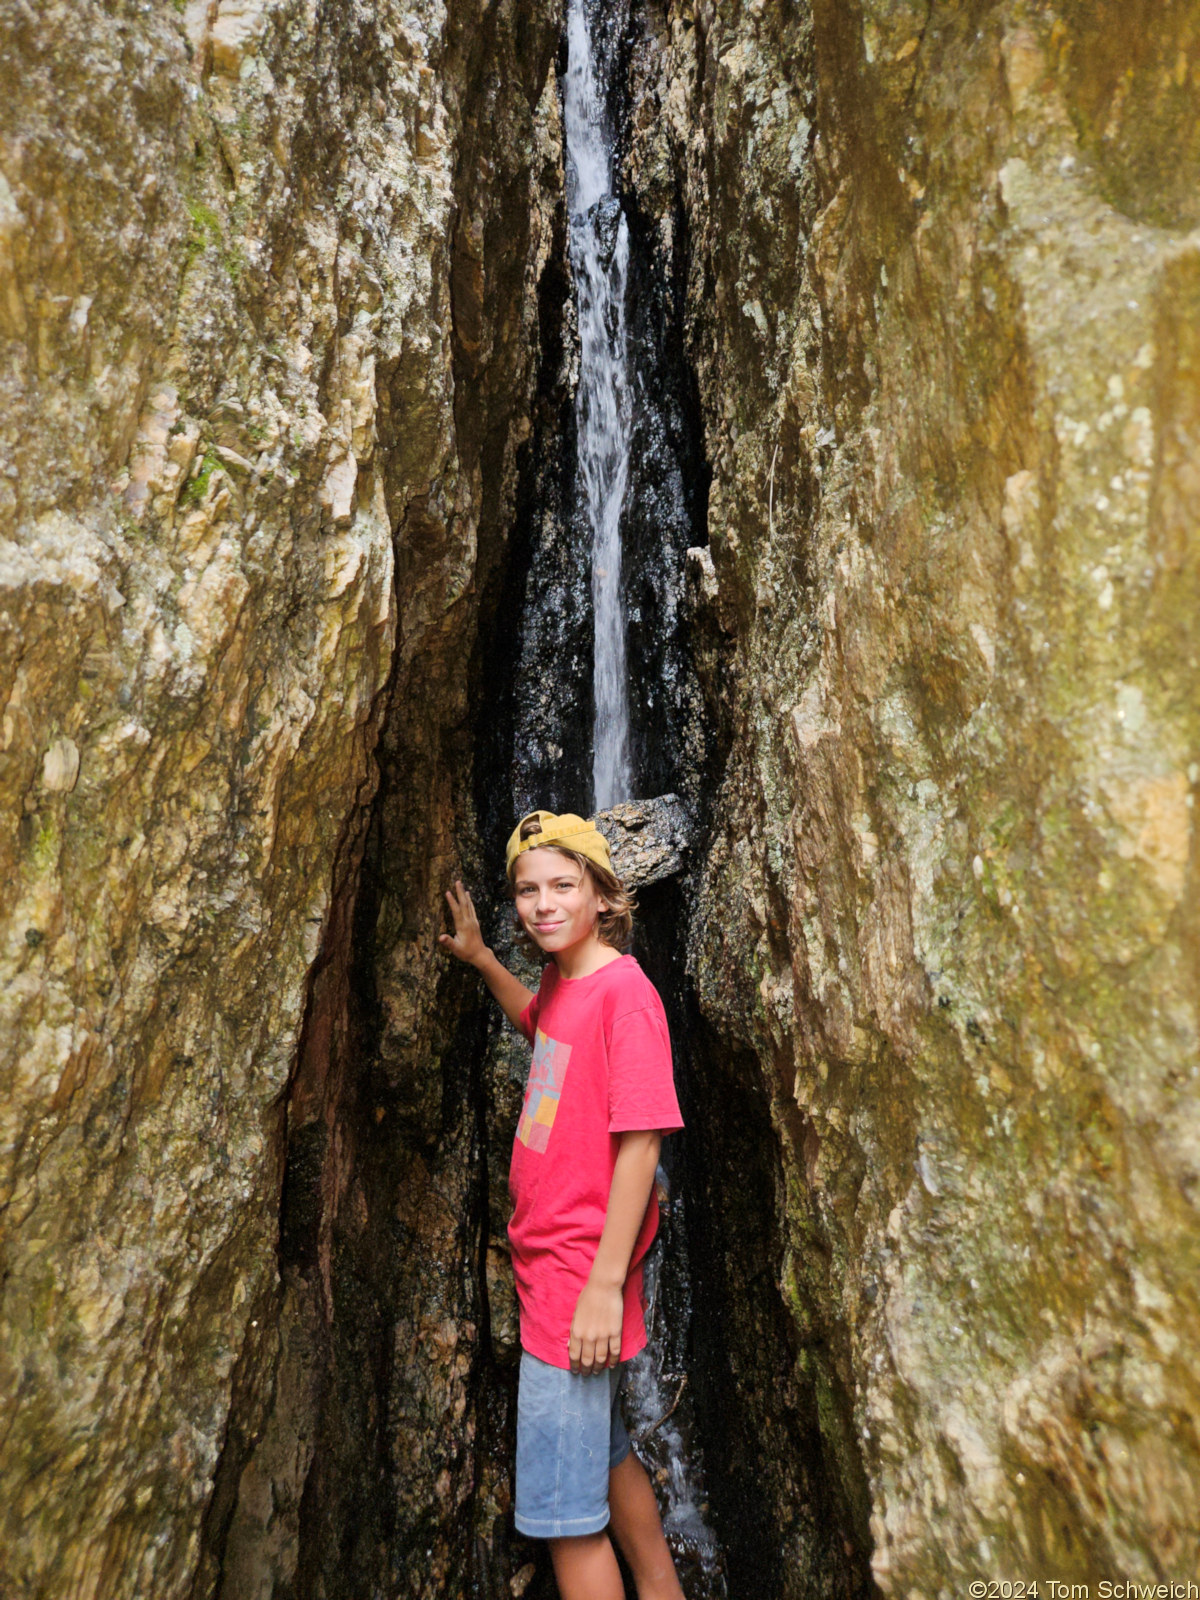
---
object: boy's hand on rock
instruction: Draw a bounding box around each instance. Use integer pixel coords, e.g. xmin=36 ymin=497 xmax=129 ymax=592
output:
xmin=569 ymin=1280 xmax=623 ymax=1375
xmin=439 ymin=880 xmax=486 ymax=966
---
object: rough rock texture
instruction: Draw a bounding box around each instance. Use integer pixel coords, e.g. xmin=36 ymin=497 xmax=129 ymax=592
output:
xmin=597 ymin=794 xmax=695 ymax=886
xmin=9 ymin=0 xmax=1200 ymax=1594
xmin=627 ymin=0 xmax=1200 ymax=1591
xmin=0 ymin=0 xmax=560 ymax=1594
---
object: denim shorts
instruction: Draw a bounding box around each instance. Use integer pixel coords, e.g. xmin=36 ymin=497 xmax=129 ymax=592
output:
xmin=513 ymin=1351 xmax=632 ymax=1538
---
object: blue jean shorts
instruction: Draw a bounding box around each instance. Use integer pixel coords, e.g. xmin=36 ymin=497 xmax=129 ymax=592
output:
xmin=514 ymin=1351 xmax=632 ymax=1538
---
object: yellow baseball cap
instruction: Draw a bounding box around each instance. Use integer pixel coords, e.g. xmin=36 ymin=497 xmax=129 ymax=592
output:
xmin=505 ymin=810 xmax=614 ymax=878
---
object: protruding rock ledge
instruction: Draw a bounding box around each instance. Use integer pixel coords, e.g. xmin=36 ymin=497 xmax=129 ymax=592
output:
xmin=595 ymin=794 xmax=693 ymax=888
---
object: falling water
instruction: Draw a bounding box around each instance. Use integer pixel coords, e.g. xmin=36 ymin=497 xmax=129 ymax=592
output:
xmin=625 ymin=1170 xmax=729 ymax=1596
xmin=564 ymin=0 xmax=633 ymax=810
xmin=561 ymin=5 xmax=728 ymax=1591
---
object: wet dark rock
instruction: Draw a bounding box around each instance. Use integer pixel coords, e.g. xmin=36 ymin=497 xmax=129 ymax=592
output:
xmin=583 ymin=195 xmax=626 ymax=264
xmin=620 ymin=185 xmax=711 ymax=814
xmin=475 ymin=157 xmax=592 ymax=831
xmin=466 ymin=4 xmax=722 ymax=1594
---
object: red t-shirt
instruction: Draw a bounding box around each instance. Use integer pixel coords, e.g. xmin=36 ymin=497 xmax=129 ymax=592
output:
xmin=508 ymin=953 xmax=684 ymax=1369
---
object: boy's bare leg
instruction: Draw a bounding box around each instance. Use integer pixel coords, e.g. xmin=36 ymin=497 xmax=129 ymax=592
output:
xmin=607 ymin=1451 xmax=686 ymax=1600
xmin=548 ymin=1531 xmax=625 ymax=1600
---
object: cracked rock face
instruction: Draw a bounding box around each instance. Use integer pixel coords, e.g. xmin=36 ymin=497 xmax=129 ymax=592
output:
xmin=627 ymin=0 xmax=1200 ymax=1590
xmin=0 ymin=0 xmax=559 ymax=1594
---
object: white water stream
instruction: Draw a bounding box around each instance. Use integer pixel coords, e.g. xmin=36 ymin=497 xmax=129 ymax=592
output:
xmin=563 ymin=9 xmax=727 ymax=1591
xmin=564 ymin=0 xmax=633 ymax=810
xmin=625 ymin=1217 xmax=728 ymax=1594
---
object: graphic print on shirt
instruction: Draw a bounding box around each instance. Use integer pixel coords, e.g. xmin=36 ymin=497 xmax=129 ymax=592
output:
xmin=516 ymin=1030 xmax=573 ymax=1153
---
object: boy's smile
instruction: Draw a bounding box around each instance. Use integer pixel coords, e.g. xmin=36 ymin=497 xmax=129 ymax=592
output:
xmin=513 ymin=848 xmax=610 ymax=969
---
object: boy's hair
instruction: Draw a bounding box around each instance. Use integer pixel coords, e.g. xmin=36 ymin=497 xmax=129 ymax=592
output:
xmin=511 ymin=815 xmax=636 ymax=956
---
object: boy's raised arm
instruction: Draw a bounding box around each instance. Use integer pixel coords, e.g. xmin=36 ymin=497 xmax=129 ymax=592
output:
xmin=439 ymin=880 xmax=535 ymax=1029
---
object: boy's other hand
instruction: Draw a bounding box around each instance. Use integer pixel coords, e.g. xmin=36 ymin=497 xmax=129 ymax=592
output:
xmin=439 ymin=880 xmax=487 ymax=966
xmin=569 ymin=1280 xmax=623 ymax=1375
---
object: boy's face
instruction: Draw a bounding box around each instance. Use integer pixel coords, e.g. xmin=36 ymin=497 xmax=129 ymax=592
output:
xmin=512 ymin=848 xmax=609 ymax=958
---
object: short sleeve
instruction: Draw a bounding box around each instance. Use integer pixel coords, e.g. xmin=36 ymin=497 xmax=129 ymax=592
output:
xmin=518 ymin=990 xmax=540 ymax=1044
xmin=518 ymin=965 xmax=553 ymax=1043
xmin=606 ymin=1003 xmax=684 ymax=1135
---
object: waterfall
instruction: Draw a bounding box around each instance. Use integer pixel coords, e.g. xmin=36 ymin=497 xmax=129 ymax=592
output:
xmin=560 ymin=13 xmax=729 ymax=1594
xmin=564 ymin=0 xmax=633 ymax=811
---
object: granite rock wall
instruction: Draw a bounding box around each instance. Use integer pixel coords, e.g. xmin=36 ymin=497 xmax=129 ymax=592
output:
xmin=625 ymin=0 xmax=1200 ymax=1590
xmin=0 ymin=0 xmax=560 ymax=1594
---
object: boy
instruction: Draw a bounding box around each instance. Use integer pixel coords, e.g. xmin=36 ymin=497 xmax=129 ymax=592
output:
xmin=440 ymin=809 xmax=687 ymax=1600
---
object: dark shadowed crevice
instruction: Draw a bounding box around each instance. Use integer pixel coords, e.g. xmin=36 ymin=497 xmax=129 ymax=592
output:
xmin=676 ymin=1016 xmax=874 ymax=1599
xmin=198 ymin=3 xmax=872 ymax=1596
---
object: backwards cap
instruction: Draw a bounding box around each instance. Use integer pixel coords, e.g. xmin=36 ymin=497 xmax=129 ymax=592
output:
xmin=506 ymin=810 xmax=613 ymax=879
